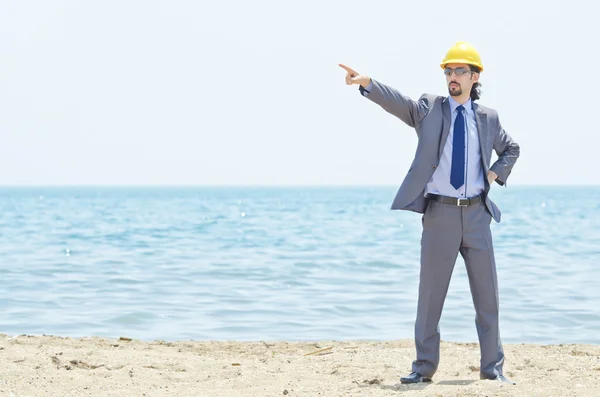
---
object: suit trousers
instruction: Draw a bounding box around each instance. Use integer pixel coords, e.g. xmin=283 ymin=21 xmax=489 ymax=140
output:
xmin=411 ymin=198 xmax=505 ymax=379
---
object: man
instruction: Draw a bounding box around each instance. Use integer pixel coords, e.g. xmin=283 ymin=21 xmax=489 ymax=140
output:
xmin=339 ymin=42 xmax=520 ymax=384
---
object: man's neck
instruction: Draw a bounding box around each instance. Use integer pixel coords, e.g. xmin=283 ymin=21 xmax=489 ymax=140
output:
xmin=448 ymin=95 xmax=472 ymax=112
xmin=449 ymin=94 xmax=471 ymax=104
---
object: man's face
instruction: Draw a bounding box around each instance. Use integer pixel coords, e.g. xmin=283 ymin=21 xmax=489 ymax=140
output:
xmin=444 ymin=63 xmax=479 ymax=97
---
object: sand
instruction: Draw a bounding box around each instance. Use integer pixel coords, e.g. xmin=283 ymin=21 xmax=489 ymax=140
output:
xmin=1 ymin=334 xmax=599 ymax=396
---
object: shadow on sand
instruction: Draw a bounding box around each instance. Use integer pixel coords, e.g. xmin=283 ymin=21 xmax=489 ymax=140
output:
xmin=358 ymin=378 xmax=477 ymax=393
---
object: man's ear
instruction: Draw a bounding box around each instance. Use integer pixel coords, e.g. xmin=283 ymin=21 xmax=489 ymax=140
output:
xmin=472 ymin=72 xmax=480 ymax=83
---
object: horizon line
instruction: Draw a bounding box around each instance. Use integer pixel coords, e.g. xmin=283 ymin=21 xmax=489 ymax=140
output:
xmin=0 ymin=183 xmax=598 ymax=188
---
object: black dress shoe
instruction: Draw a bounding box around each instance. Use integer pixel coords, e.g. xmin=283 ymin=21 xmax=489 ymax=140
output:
xmin=400 ymin=372 xmax=432 ymax=384
xmin=481 ymin=374 xmax=516 ymax=385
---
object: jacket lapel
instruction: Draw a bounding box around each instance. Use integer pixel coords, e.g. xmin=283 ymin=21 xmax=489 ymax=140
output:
xmin=438 ymin=98 xmax=451 ymax=160
xmin=474 ymin=103 xmax=489 ymax=169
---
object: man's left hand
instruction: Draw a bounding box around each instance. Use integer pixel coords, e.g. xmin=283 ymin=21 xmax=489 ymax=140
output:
xmin=487 ymin=170 xmax=498 ymax=185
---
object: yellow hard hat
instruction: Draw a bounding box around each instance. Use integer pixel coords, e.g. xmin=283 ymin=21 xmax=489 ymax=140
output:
xmin=440 ymin=41 xmax=484 ymax=72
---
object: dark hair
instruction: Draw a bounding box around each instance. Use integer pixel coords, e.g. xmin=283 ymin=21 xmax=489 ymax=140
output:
xmin=469 ymin=65 xmax=482 ymax=101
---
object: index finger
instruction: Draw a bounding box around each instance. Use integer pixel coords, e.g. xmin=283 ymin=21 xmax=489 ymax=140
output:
xmin=338 ymin=63 xmax=357 ymax=75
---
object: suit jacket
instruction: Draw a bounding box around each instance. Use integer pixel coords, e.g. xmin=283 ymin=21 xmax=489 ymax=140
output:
xmin=364 ymin=79 xmax=520 ymax=223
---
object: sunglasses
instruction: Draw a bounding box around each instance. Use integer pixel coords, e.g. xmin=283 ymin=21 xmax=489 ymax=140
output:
xmin=443 ymin=67 xmax=473 ymax=76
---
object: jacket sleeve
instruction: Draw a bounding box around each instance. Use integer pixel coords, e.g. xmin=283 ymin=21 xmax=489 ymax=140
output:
xmin=489 ymin=113 xmax=520 ymax=186
xmin=359 ymin=79 xmax=430 ymax=129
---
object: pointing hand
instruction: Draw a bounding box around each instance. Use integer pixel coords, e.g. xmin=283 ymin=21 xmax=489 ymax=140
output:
xmin=338 ymin=64 xmax=371 ymax=88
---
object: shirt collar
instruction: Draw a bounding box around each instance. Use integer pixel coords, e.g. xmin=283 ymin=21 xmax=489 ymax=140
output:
xmin=448 ymin=96 xmax=473 ymax=115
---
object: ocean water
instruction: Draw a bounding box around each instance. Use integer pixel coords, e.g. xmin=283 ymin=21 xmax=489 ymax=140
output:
xmin=1 ymin=186 xmax=599 ymax=345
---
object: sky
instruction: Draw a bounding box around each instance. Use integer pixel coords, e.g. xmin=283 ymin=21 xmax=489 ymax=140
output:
xmin=0 ymin=0 xmax=598 ymax=186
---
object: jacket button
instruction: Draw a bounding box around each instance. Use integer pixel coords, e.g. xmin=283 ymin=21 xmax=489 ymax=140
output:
xmin=432 ymin=164 xmax=437 ymax=169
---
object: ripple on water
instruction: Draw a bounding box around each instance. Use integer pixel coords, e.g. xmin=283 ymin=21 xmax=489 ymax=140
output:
xmin=0 ymin=186 xmax=599 ymax=343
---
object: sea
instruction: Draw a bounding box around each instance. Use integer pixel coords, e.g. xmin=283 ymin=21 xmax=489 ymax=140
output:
xmin=1 ymin=186 xmax=599 ymax=345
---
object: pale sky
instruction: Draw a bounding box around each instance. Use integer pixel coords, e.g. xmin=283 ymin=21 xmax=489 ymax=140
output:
xmin=0 ymin=0 xmax=597 ymax=186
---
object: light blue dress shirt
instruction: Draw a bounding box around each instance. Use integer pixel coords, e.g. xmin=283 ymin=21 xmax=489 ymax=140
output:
xmin=361 ymin=82 xmax=485 ymax=199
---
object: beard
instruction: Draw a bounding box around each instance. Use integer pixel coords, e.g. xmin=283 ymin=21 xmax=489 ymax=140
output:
xmin=448 ymin=83 xmax=462 ymax=96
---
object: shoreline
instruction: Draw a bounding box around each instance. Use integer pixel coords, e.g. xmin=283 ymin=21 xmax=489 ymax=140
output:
xmin=2 ymin=334 xmax=599 ymax=396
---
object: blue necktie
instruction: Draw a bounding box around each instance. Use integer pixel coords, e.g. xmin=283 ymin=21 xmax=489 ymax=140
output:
xmin=450 ymin=105 xmax=465 ymax=190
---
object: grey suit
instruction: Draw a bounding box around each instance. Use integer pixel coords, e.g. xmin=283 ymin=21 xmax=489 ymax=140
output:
xmin=361 ymin=79 xmax=520 ymax=379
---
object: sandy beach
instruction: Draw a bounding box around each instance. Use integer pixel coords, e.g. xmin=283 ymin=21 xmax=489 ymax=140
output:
xmin=1 ymin=334 xmax=599 ymax=396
